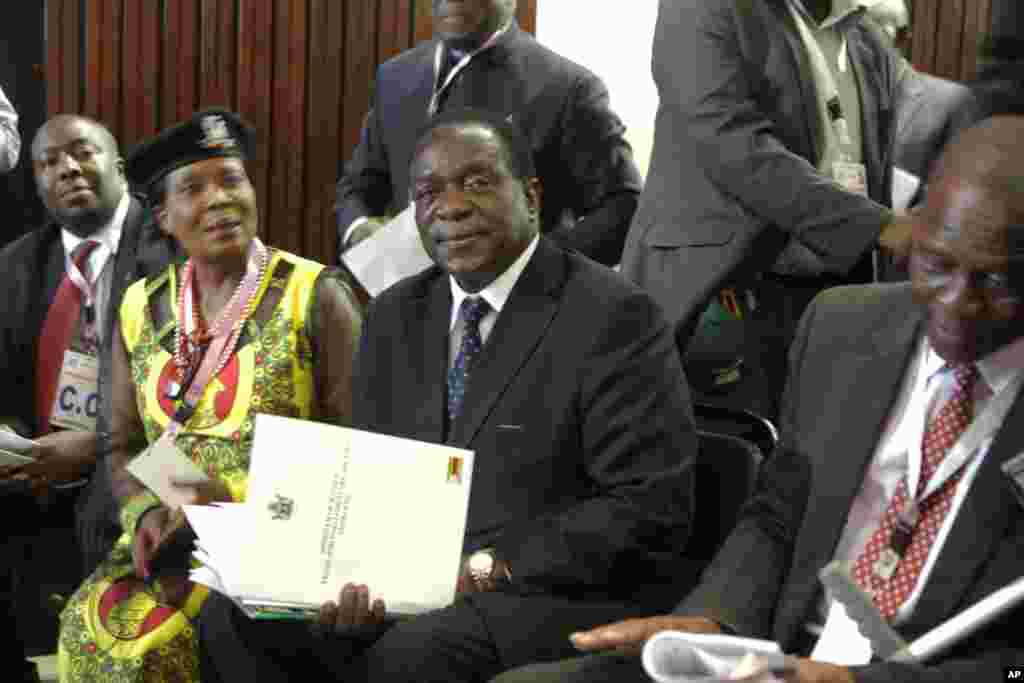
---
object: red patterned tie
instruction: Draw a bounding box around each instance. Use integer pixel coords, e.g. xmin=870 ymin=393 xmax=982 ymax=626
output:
xmin=851 ymin=363 xmax=979 ymax=619
xmin=35 ymin=240 xmax=100 ymax=434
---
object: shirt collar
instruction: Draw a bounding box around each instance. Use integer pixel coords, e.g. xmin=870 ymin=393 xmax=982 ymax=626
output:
xmin=446 ymin=20 xmax=513 ymax=62
xmin=794 ymin=0 xmax=864 ymax=28
xmin=449 ymin=235 xmax=539 ymax=331
xmin=61 ymin=191 xmax=130 ymax=259
xmin=922 ymin=333 xmax=1024 ymax=397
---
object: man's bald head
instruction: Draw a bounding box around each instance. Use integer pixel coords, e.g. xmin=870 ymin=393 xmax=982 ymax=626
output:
xmin=31 ymin=114 xmax=126 ymax=236
xmin=32 ymin=114 xmax=119 ymax=161
xmin=926 ymin=117 xmax=1024 ymax=245
xmin=909 ymin=116 xmax=1024 ymax=363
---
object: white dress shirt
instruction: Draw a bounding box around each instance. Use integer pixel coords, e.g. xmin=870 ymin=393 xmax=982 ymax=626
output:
xmin=60 ymin=192 xmax=130 ymax=342
xmin=823 ymin=333 xmax=1024 ymax=626
xmin=448 ymin=235 xmax=539 ymax=366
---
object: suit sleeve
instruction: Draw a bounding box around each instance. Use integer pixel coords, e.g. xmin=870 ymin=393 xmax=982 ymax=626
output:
xmin=544 ymin=71 xmax=642 ymax=266
xmin=495 ymin=291 xmax=698 ymax=592
xmin=670 ymin=0 xmax=888 ymax=273
xmin=672 ymin=291 xmax=820 ymax=636
xmin=335 ymin=77 xmax=395 ymax=246
xmin=0 ymin=85 xmax=20 ymax=173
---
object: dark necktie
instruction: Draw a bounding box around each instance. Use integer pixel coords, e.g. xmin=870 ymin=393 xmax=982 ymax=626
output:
xmin=36 ymin=240 xmax=100 ymax=434
xmin=447 ymin=297 xmax=491 ymax=424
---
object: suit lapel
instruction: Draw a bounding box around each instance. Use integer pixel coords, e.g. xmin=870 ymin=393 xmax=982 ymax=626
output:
xmin=899 ymin=391 xmax=1024 ymax=637
xmin=105 ymin=197 xmax=144 ymax=342
xmin=411 ymin=40 xmax=441 ymax=121
xmin=845 ymin=27 xmax=891 ymax=202
xmin=445 ymin=27 xmax=521 ymax=116
xmin=780 ymin=292 xmax=924 ymax=643
xmin=765 ymin=0 xmax=822 ymax=163
xmin=403 ymin=274 xmax=450 ymax=445
xmin=447 ymin=239 xmax=563 ymax=448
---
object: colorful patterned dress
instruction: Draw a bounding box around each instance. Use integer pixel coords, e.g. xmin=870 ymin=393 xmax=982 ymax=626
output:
xmin=58 ymin=249 xmax=326 ymax=681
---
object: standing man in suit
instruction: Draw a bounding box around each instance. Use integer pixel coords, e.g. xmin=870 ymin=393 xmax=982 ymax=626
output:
xmin=495 ymin=113 xmax=1024 ymax=682
xmin=623 ymin=0 xmax=910 ymax=417
xmin=199 ymin=109 xmax=697 ymax=683
xmin=0 ymin=115 xmax=179 ymax=682
xmin=335 ymin=0 xmax=641 ymax=267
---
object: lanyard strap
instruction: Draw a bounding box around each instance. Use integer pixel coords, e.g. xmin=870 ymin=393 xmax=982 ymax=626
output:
xmin=428 ymin=23 xmax=510 ymax=117
xmin=902 ymin=365 xmax=1024 ymax=509
xmin=66 ymin=242 xmax=103 ymax=308
xmin=787 ymin=3 xmax=856 ymax=151
xmin=169 ymin=238 xmax=267 ymax=435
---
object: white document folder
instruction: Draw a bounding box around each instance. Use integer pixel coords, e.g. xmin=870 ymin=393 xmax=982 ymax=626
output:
xmin=187 ymin=414 xmax=475 ymax=617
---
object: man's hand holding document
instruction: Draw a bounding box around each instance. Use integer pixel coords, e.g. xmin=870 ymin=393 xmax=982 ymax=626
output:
xmin=641 ymin=631 xmax=791 ymax=682
xmin=182 ymin=414 xmax=474 ymax=619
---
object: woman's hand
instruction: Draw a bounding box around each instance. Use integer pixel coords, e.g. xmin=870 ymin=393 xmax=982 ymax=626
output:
xmin=132 ymin=506 xmax=182 ymax=580
xmin=170 ymin=477 xmax=234 ymax=506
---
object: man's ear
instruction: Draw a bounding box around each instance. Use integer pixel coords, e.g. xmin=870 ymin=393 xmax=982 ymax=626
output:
xmin=524 ymin=177 xmax=542 ymax=219
xmin=155 ymin=205 xmax=171 ymax=235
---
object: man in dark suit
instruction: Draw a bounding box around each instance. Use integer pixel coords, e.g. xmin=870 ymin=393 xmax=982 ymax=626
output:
xmin=622 ymin=0 xmax=910 ymax=418
xmin=494 ymin=114 xmax=1024 ymax=682
xmin=0 ymin=115 xmax=179 ymax=681
xmin=199 ymin=109 xmax=696 ymax=683
xmin=335 ymin=0 xmax=641 ymax=267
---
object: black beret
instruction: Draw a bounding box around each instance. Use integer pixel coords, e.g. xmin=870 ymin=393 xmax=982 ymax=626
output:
xmin=126 ymin=107 xmax=255 ymax=190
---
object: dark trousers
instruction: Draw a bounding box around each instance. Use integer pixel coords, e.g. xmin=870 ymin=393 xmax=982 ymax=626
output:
xmin=199 ymin=590 xmax=656 ymax=683
xmin=490 ymin=651 xmax=647 ymax=683
xmin=0 ymin=482 xmax=40 ymax=678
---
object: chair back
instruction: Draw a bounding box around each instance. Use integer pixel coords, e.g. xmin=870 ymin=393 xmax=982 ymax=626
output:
xmin=694 ymin=402 xmax=778 ymax=459
xmin=691 ymin=430 xmax=762 ymax=562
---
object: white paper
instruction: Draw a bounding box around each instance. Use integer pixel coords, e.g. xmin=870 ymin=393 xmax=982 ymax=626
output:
xmin=810 ymin=600 xmax=875 ymax=666
xmin=187 ymin=415 xmax=475 ymax=617
xmin=125 ymin=436 xmax=211 ymax=510
xmin=341 ymin=206 xmax=434 ymax=297
xmin=0 ymin=429 xmax=38 ymax=453
xmin=642 ymin=631 xmax=786 ymax=683
xmin=891 ymin=167 xmax=921 ymax=211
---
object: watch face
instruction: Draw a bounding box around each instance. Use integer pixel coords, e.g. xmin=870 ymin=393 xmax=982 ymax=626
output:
xmin=469 ymin=551 xmax=494 ymax=577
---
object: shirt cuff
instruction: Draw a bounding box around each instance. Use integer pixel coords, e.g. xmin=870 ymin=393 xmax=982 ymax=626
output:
xmin=342 ymin=216 xmax=370 ymax=250
xmin=120 ymin=491 xmax=162 ymax=538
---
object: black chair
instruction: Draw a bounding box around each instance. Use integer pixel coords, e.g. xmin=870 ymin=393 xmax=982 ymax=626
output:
xmin=694 ymin=402 xmax=778 ymax=459
xmin=690 ymin=430 xmax=763 ymax=562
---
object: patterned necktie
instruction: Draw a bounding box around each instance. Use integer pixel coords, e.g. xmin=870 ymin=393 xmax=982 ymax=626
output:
xmin=35 ymin=240 xmax=101 ymax=434
xmin=447 ymin=297 xmax=491 ymax=424
xmin=851 ymin=363 xmax=980 ymax=619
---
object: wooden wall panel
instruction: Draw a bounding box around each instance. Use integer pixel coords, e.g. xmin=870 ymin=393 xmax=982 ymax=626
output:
xmin=44 ymin=0 xmax=537 ymax=265
xmin=910 ymin=0 xmax=992 ymax=82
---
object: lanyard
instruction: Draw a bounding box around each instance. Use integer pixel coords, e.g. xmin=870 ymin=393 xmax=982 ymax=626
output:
xmin=169 ymin=237 xmax=266 ymax=435
xmin=787 ymin=3 xmax=856 ymax=155
xmin=428 ymin=23 xmax=510 ymax=117
xmin=66 ymin=242 xmax=103 ymax=309
xmin=899 ymin=363 xmax=1024 ymax=514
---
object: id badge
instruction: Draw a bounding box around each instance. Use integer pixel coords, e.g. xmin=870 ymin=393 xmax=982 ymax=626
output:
xmin=50 ymin=350 xmax=100 ymax=431
xmin=833 ymin=161 xmax=868 ymax=196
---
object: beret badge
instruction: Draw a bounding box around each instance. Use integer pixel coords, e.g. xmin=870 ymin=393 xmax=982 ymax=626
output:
xmin=199 ymin=114 xmax=237 ymax=151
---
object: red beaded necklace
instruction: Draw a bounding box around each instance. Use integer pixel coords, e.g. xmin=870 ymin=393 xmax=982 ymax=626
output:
xmin=173 ymin=239 xmax=269 ymax=394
